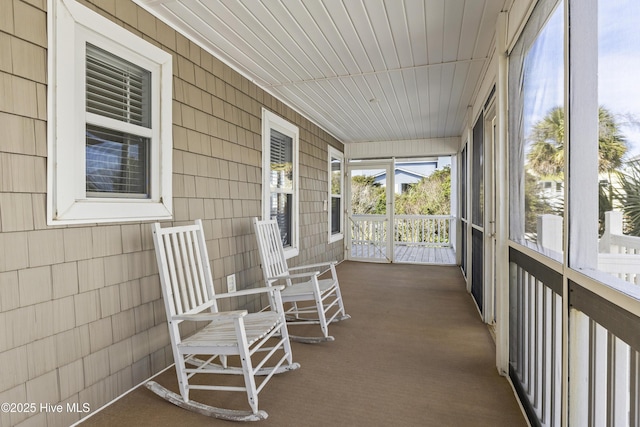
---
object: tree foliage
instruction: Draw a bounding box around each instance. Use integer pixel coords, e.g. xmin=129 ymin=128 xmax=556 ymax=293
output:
xmin=527 ymin=106 xmax=565 ymax=179
xmin=349 ymin=167 xmax=451 ymax=217
xmin=526 ymin=106 xmax=628 ymax=179
xmin=395 ymin=167 xmax=451 ymax=215
xmin=614 ymin=160 xmax=640 ymax=236
xmin=350 ymin=175 xmax=386 ymax=214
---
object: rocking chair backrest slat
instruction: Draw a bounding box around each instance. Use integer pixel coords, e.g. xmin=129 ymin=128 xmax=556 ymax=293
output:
xmin=181 ymin=230 xmax=204 ymax=310
xmin=161 ymin=232 xmax=183 ymax=315
xmin=175 ymin=232 xmax=195 ymax=312
xmin=152 ymin=220 xmax=218 ymax=318
xmin=189 ymin=229 xmax=206 ymax=307
xmin=253 ymin=218 xmax=289 ymax=282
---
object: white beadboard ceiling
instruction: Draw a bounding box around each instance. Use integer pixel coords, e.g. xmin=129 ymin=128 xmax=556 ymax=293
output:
xmin=136 ymin=0 xmax=510 ymax=145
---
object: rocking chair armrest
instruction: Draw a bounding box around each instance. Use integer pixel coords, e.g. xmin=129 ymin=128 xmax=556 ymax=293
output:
xmin=267 ymin=271 xmax=321 ymax=283
xmin=288 ymin=261 xmax=336 ymax=272
xmin=215 ymin=285 xmax=285 ymax=300
xmin=173 ymin=310 xmax=248 ymax=322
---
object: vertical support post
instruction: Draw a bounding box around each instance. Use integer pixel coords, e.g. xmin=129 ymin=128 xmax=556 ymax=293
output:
xmin=538 ymin=214 xmax=563 ymax=253
xmin=599 ymin=211 xmax=623 ymax=253
xmin=465 ymin=106 xmax=473 ymax=293
xmin=567 ymin=0 xmax=598 ymax=425
xmin=450 ymin=153 xmax=458 ymax=250
xmin=605 ymin=211 xmax=623 ymax=235
xmin=495 ymin=11 xmax=511 ymax=375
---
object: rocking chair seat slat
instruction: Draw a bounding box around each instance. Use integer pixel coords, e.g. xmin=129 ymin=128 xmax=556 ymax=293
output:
xmin=278 ymin=279 xmax=336 ymax=299
xmin=180 ymin=312 xmax=281 ymax=348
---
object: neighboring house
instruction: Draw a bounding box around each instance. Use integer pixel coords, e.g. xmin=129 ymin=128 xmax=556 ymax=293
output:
xmin=383 ymin=167 xmax=429 ymax=194
xmin=537 ymin=179 xmax=563 ymax=209
xmin=356 ymin=157 xmax=452 ymax=194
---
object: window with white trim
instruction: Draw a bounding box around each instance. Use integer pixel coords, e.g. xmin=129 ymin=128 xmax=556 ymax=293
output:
xmin=262 ymin=109 xmax=299 ymax=258
xmin=48 ymin=0 xmax=172 ymax=224
xmin=328 ymin=147 xmax=344 ymax=243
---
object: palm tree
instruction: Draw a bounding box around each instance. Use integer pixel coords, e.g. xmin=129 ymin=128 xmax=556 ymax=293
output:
xmin=527 ymin=106 xmax=565 ymax=179
xmin=597 ymin=107 xmax=628 ymax=174
xmin=526 ymin=106 xmax=627 ymax=178
xmin=526 ymin=105 xmax=628 ymax=234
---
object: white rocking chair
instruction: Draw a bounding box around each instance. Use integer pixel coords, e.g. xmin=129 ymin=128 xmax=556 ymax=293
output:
xmin=147 ymin=220 xmax=300 ymax=421
xmin=252 ymin=218 xmax=350 ymax=343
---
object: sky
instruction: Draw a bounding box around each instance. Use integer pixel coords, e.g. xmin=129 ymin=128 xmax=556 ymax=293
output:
xmin=599 ymin=0 xmax=640 ymax=160
xmin=522 ymin=0 xmax=640 ymax=160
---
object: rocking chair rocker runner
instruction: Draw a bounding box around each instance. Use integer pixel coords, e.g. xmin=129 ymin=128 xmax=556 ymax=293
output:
xmin=252 ymin=218 xmax=350 ymax=343
xmin=148 ymin=220 xmax=300 ymax=421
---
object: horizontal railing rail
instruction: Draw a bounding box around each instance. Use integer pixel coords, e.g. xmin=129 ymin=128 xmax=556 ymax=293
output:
xmin=609 ymin=234 xmax=640 ymax=253
xmin=600 ymin=211 xmax=640 ymax=254
xmin=598 ymin=211 xmax=640 ymax=285
xmin=598 ymin=254 xmax=640 ymax=285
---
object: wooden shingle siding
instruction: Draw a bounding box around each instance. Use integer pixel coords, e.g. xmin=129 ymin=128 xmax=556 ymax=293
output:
xmin=0 ymin=0 xmax=344 ymax=425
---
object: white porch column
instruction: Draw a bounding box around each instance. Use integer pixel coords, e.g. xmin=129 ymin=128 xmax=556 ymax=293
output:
xmin=495 ymin=11 xmax=510 ymax=375
xmin=537 ymin=214 xmax=563 ymax=254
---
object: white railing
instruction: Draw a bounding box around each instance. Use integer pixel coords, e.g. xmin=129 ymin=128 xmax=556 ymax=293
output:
xmin=599 ymin=211 xmax=640 ymax=285
xmin=349 ymin=214 xmax=453 ymax=261
xmin=350 ymin=215 xmax=388 ymax=260
xmin=350 ymin=215 xmax=453 ymax=248
xmin=394 ymin=215 xmax=452 ymax=247
xmin=516 ymin=212 xmax=640 ymax=425
xmin=537 ymin=211 xmax=640 ymax=285
xmin=510 ymin=249 xmax=640 ymax=427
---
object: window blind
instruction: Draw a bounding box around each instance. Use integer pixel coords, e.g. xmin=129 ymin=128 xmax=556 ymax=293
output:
xmin=86 ymin=43 xmax=151 ymax=128
xmin=270 ymin=129 xmax=293 ymax=190
xmin=269 ymin=129 xmax=293 ymax=245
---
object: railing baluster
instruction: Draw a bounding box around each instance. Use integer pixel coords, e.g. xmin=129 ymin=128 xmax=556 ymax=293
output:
xmin=631 ymin=350 xmax=639 ymax=427
xmin=526 ymin=269 xmax=531 ymax=391
xmin=553 ymin=292 xmax=562 ymax=427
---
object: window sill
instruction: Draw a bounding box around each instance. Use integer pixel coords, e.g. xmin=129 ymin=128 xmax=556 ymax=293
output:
xmin=49 ymin=199 xmax=172 ymax=225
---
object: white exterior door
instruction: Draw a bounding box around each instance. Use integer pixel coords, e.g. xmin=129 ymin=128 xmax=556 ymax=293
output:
xmin=347 ymin=161 xmax=393 ymax=263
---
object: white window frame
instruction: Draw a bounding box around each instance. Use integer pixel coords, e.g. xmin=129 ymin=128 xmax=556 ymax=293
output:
xmin=47 ymin=0 xmax=172 ymax=225
xmin=328 ymin=147 xmax=344 ymax=243
xmin=262 ymin=109 xmax=299 ymax=258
